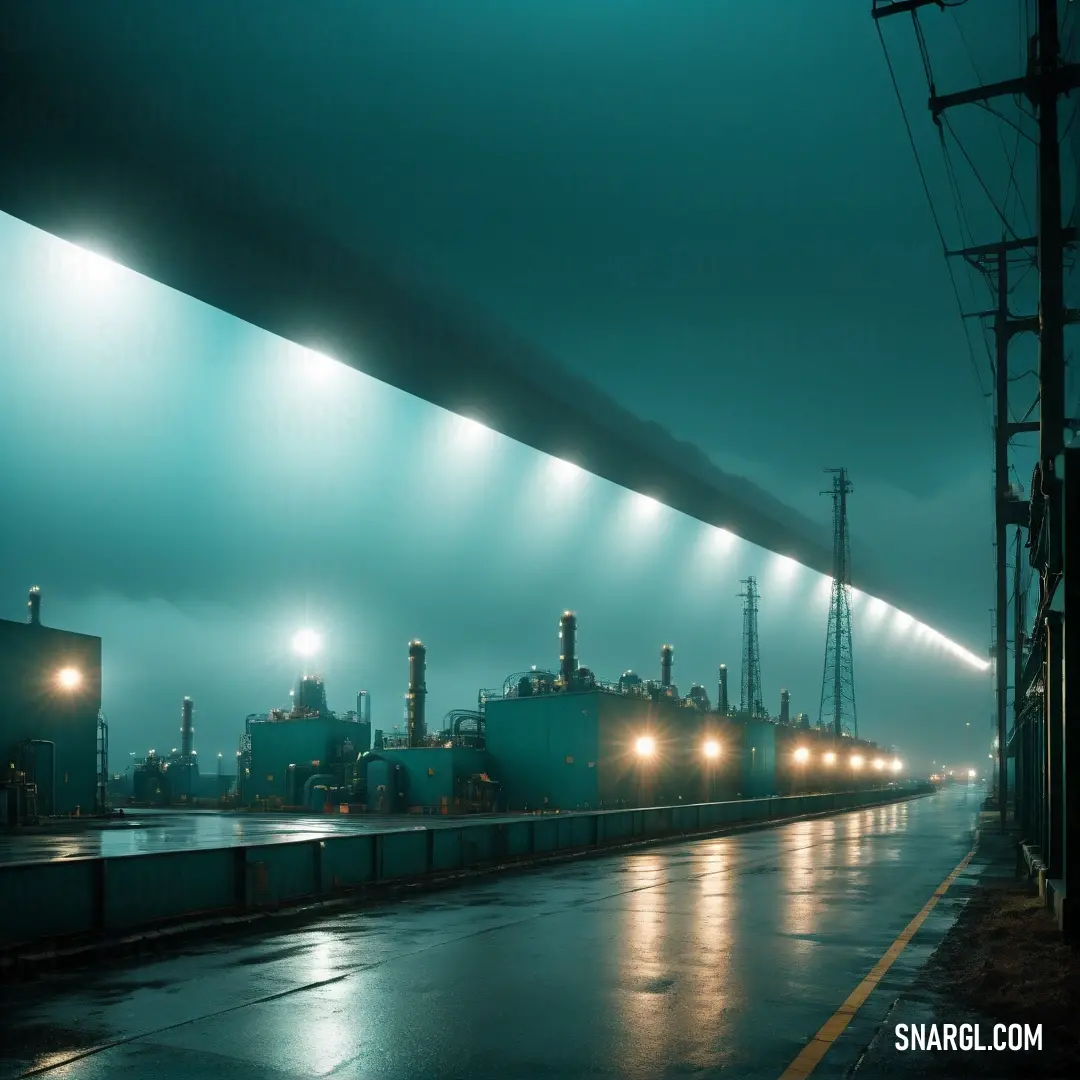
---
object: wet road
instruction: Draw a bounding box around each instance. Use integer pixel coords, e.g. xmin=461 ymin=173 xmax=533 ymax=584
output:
xmin=0 ymin=789 xmax=982 ymax=1080
xmin=0 ymin=809 xmax=528 ymax=866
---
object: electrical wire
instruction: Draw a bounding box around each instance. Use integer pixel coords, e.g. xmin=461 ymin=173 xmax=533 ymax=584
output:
xmin=876 ymin=20 xmax=994 ymax=415
xmin=951 ymin=6 xmax=1034 ymax=233
xmin=942 ymin=114 xmax=1023 ymax=241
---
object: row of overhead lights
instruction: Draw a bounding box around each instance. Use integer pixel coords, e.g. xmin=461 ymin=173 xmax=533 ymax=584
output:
xmin=795 ymin=747 xmax=903 ymax=772
xmin=632 ymin=736 xmax=902 ymax=773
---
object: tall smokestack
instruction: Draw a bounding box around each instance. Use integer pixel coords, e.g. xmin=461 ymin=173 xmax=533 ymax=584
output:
xmin=718 ymin=664 xmax=729 ymax=714
xmin=559 ymin=611 xmax=577 ymax=686
xmin=406 ymin=640 xmax=427 ymax=747
xmin=779 ymin=689 xmax=790 ymax=726
xmin=181 ymin=697 xmax=194 ymax=758
xmin=27 ymin=586 xmax=41 ymax=626
xmin=660 ymin=644 xmax=674 ymax=688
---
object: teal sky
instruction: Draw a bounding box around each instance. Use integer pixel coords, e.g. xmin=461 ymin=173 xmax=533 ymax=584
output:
xmin=3 ymin=1 xmax=1064 ymax=776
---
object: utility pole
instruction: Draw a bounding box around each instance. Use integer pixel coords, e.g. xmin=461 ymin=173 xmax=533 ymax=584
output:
xmin=873 ymin=0 xmax=1079 ymax=845
xmin=1014 ymin=527 xmax=1026 ymax=824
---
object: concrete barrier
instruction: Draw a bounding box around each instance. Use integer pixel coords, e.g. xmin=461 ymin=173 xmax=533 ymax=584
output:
xmin=0 ymin=784 xmax=928 ymax=951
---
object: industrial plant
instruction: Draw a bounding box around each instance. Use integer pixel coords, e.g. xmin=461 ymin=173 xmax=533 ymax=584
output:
xmin=226 ymin=600 xmax=894 ymax=816
xmin=222 ymin=468 xmax=885 ymax=814
xmin=5 ymin=467 xmax=902 ymax=824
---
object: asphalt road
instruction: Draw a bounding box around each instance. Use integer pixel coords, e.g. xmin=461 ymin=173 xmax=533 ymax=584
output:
xmin=0 ymin=787 xmax=984 ymax=1080
xmin=0 ymin=808 xmax=528 ymax=866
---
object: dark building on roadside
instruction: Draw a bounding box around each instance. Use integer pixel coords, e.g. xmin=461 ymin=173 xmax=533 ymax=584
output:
xmin=0 ymin=588 xmax=102 ymax=816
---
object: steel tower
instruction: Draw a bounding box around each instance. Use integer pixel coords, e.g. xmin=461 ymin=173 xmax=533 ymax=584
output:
xmin=819 ymin=468 xmax=857 ymax=737
xmin=739 ymin=576 xmax=764 ymax=718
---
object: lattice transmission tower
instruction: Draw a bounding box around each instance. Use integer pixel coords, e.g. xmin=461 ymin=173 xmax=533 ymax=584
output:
xmin=739 ymin=576 xmax=764 ymax=718
xmin=819 ymin=468 xmax=857 ymax=737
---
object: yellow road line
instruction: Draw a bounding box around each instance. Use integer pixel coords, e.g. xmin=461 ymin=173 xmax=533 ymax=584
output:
xmin=777 ymin=841 xmax=978 ymax=1080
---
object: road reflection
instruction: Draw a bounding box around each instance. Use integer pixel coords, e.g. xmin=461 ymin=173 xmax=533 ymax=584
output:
xmin=611 ymin=846 xmax=737 ymax=1077
xmin=781 ymin=820 xmax=827 ymax=941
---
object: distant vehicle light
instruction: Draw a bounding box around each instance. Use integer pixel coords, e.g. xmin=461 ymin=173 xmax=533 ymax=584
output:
xmin=703 ymin=739 xmax=721 ymax=759
xmin=635 ymin=736 xmax=656 ymax=758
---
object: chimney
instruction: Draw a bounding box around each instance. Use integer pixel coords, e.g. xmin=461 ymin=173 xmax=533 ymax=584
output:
xmin=660 ymin=644 xmax=674 ymax=688
xmin=406 ymin=640 xmax=427 ymax=747
xmin=559 ymin=611 xmax=577 ymax=686
xmin=779 ymin=689 xmax=790 ymax=726
xmin=718 ymin=664 xmax=729 ymax=714
xmin=181 ymin=697 xmax=194 ymax=758
xmin=27 ymin=586 xmax=41 ymax=626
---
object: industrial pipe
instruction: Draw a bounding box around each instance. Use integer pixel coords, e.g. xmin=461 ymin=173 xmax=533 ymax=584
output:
xmin=27 ymin=586 xmax=41 ymax=626
xmin=407 ymin=640 xmax=427 ymax=747
xmin=559 ymin=611 xmax=577 ymax=686
xmin=301 ymin=773 xmax=337 ymax=811
xmin=660 ymin=644 xmax=674 ymax=688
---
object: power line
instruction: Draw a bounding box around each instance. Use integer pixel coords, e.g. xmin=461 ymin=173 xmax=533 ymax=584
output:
xmin=876 ymin=21 xmax=995 ymax=415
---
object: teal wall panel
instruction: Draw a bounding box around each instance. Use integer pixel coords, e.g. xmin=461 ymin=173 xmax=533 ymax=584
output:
xmin=104 ymin=849 xmax=235 ymax=929
xmin=245 ymin=842 xmax=318 ymax=906
xmin=743 ymin=721 xmax=777 ymax=798
xmin=0 ymin=860 xmax=96 ymax=945
xmin=322 ymin=835 xmax=376 ymax=888
xmin=379 ymin=830 xmax=428 ymax=879
xmin=485 ymin=694 xmax=601 ymax=810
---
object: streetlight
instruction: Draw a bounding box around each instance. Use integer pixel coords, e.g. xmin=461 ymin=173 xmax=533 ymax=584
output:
xmin=56 ymin=667 xmax=81 ymax=690
xmin=891 ymin=759 xmax=903 ymax=774
xmin=793 ymin=747 xmax=810 ymax=764
xmin=703 ymin=739 xmax=721 ymax=760
xmin=823 ymin=752 xmax=837 ymax=766
xmin=851 ymin=754 xmax=864 ymax=771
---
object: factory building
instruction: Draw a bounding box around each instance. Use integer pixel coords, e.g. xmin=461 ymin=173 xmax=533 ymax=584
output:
xmin=237 ymin=609 xmax=896 ymax=817
xmin=483 ymin=691 xmax=742 ymax=810
xmin=239 ymin=674 xmax=371 ymax=808
xmin=0 ymin=588 xmax=103 ymax=819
